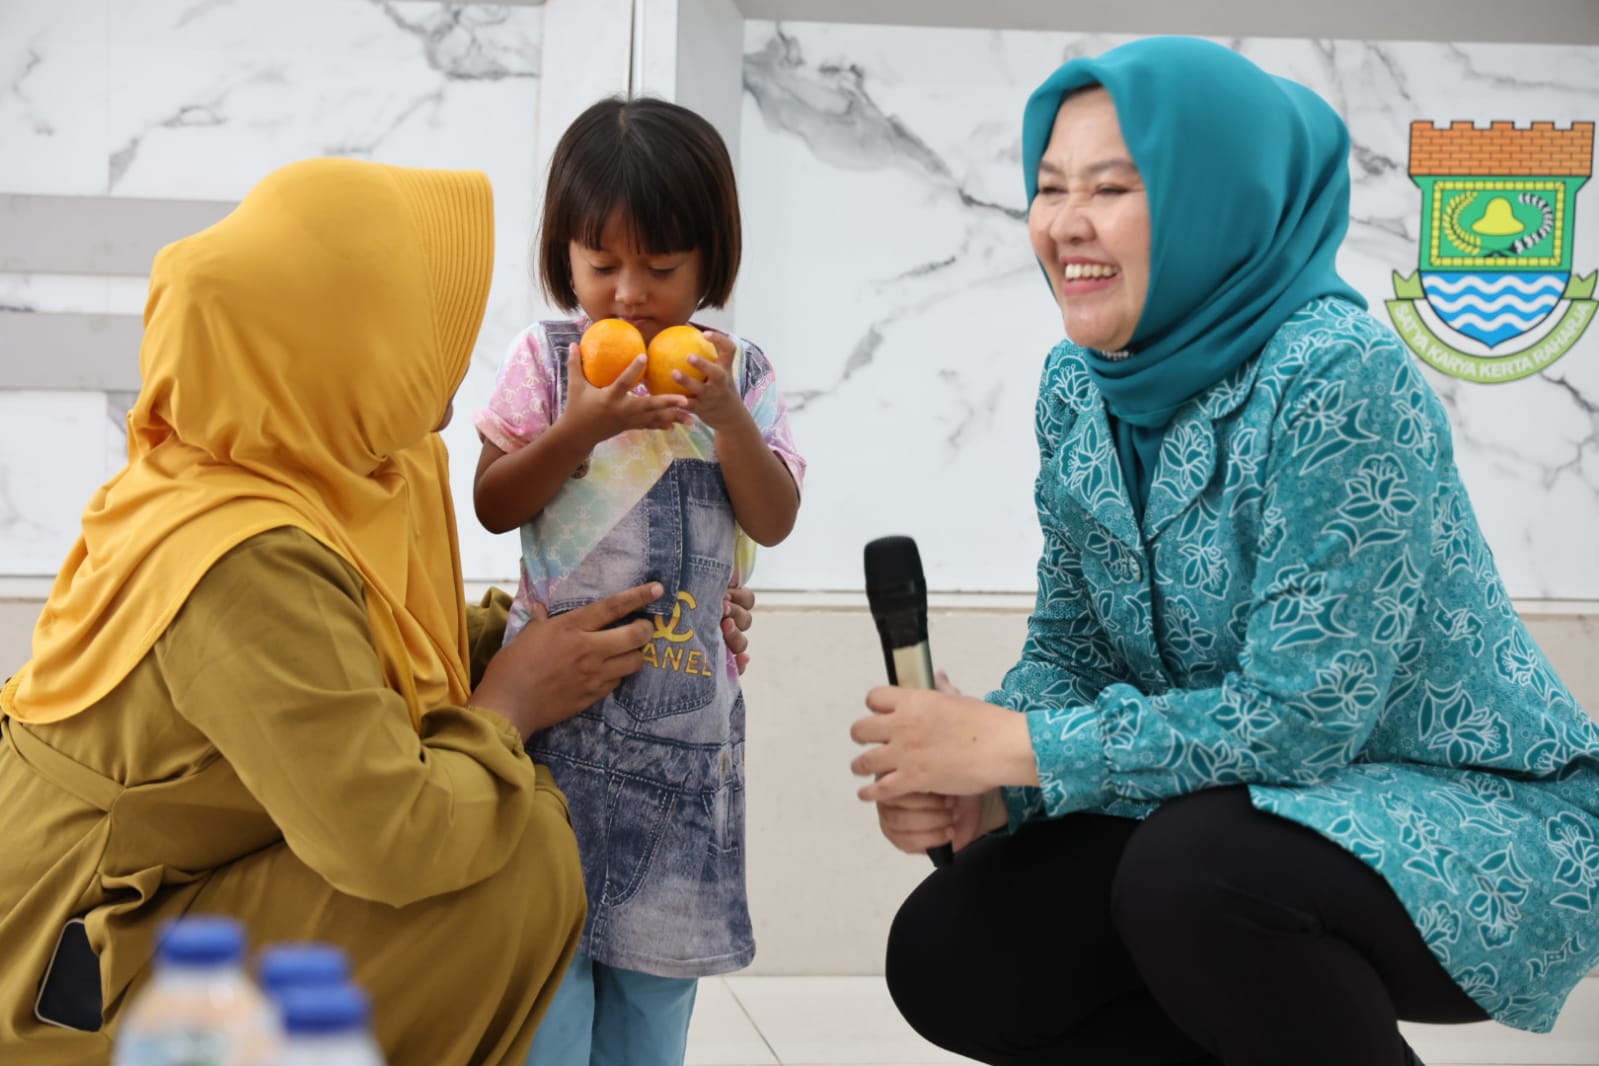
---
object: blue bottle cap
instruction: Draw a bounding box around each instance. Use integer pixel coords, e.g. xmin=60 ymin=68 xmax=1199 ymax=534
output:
xmin=156 ymin=917 xmax=247 ymax=968
xmin=280 ymin=983 xmax=371 ymax=1036
xmin=259 ymin=943 xmax=351 ymax=995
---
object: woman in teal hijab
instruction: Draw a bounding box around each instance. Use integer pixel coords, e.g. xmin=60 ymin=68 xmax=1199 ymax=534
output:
xmin=1023 ymin=35 xmax=1364 ymax=517
xmin=848 ymin=37 xmax=1599 ymax=1065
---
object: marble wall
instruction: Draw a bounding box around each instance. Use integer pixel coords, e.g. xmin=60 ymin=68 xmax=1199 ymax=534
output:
xmin=0 ymin=0 xmax=563 ymax=581
xmin=736 ymin=22 xmax=1599 ymax=599
xmin=3 ymin=6 xmax=1597 ymax=602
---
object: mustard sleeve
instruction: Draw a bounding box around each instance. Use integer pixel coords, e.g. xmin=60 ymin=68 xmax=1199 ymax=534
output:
xmin=156 ymin=527 xmax=540 ymax=908
xmin=466 ymin=587 xmax=513 ymax=690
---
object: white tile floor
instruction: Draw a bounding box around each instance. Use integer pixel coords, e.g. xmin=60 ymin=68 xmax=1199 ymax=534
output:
xmin=686 ymin=975 xmax=1599 ymax=1066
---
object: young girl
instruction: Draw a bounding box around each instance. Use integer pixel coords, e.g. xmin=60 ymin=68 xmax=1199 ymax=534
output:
xmin=472 ymin=97 xmax=805 ymax=1065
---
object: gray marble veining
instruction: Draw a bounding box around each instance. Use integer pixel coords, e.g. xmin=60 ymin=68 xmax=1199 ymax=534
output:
xmin=735 ymin=21 xmax=1599 ymax=597
xmin=745 ymin=26 xmax=1022 ymax=221
xmin=0 ymin=0 xmax=550 ymax=580
xmin=372 ymin=1 xmax=542 ymax=82
xmin=1 ymin=7 xmax=1595 ymax=596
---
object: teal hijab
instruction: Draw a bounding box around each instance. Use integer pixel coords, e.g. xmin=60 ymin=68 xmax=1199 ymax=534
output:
xmin=1021 ymin=37 xmax=1366 ymax=518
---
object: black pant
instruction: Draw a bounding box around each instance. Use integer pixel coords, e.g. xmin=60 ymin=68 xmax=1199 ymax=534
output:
xmin=886 ymin=787 xmax=1486 ymax=1066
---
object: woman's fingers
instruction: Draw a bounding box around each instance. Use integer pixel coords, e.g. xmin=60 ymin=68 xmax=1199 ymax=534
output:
xmin=850 ymin=746 xmax=893 ymax=778
xmin=863 ymin=685 xmax=904 ymax=714
xmin=721 ymin=586 xmax=755 ymax=667
xmin=566 ymin=582 xmax=661 ymax=631
xmin=849 ymin=711 xmax=895 ymax=746
xmin=858 ymin=770 xmax=914 ymax=803
xmin=722 ymin=616 xmax=749 ymax=661
xmin=722 ymin=589 xmax=754 ymax=632
xmin=589 ymin=619 xmax=656 ymax=661
xmin=877 ymin=792 xmax=949 ymax=813
xmin=877 ymin=796 xmax=955 ymax=853
xmin=880 ymin=809 xmax=954 ymax=837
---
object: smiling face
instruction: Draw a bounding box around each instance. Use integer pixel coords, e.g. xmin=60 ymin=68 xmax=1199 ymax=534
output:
xmin=1027 ymin=87 xmax=1151 ymax=353
xmin=569 ymin=207 xmax=704 ymax=346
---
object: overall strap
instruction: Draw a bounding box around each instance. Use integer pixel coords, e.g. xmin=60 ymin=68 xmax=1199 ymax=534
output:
xmin=542 ymin=320 xmax=585 ymax=414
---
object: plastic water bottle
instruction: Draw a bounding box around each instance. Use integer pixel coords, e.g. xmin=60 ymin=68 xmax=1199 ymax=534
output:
xmin=258 ymin=944 xmax=350 ymax=1008
xmin=113 ymin=916 xmax=279 ymax=1066
xmin=275 ymin=983 xmax=386 ymax=1066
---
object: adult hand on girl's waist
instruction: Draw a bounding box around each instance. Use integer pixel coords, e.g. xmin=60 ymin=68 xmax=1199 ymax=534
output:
xmin=470 ymin=582 xmax=662 ymax=739
xmin=723 ymin=586 xmax=755 ymax=674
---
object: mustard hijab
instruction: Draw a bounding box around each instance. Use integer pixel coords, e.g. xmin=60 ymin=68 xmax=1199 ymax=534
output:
xmin=1 ymin=158 xmax=494 ymax=728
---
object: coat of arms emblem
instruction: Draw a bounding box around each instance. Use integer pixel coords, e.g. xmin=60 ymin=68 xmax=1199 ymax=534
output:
xmin=1387 ymin=120 xmax=1595 ymax=382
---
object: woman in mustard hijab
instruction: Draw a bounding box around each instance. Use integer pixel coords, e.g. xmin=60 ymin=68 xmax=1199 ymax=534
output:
xmin=0 ymin=157 xmax=751 ymax=1064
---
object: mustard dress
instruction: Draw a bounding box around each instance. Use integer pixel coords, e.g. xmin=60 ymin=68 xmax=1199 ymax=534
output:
xmin=0 ymin=529 xmax=585 ymax=1064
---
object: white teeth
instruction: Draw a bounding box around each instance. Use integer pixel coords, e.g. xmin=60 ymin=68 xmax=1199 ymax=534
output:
xmin=1063 ymin=262 xmax=1119 ymax=281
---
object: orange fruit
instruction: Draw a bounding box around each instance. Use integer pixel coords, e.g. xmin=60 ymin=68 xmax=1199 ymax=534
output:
xmin=645 ymin=325 xmax=717 ymax=396
xmin=579 ymin=318 xmax=647 ymax=387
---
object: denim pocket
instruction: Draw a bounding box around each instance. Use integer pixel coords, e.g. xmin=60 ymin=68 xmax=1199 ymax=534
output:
xmin=611 ymin=460 xmax=735 ymax=723
xmin=612 ymin=583 xmax=724 ymax=722
xmin=703 ymin=777 xmax=742 ymax=859
xmin=596 ymin=770 xmax=752 ymax=970
xmin=599 ymin=775 xmax=676 ymax=909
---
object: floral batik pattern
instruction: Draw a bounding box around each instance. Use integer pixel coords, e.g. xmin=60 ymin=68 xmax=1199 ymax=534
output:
xmin=990 ymin=297 xmax=1599 ymax=1033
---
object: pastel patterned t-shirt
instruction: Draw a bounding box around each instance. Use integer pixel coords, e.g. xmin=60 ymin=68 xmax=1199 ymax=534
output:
xmin=474 ymin=318 xmax=805 ymax=641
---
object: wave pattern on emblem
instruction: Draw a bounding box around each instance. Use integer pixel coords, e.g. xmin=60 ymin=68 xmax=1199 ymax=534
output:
xmin=1422 ymin=272 xmax=1566 ymax=347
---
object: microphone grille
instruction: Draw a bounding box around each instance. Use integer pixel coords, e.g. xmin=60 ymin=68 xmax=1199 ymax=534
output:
xmin=864 ymin=535 xmax=925 ymax=593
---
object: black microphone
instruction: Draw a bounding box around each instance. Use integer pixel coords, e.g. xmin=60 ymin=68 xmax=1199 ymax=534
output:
xmin=864 ymin=535 xmax=954 ymax=869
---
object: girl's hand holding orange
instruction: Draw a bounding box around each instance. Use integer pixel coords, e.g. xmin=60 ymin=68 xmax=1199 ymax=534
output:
xmin=562 ymin=342 xmax=689 ymax=446
xmin=650 ymin=326 xmax=745 ymax=431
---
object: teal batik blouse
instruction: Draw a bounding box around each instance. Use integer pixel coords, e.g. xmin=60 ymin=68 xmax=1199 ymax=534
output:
xmin=993 ymin=296 xmax=1599 ymax=1033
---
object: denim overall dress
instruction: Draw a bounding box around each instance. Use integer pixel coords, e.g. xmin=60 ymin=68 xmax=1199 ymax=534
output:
xmin=524 ymin=321 xmax=753 ymax=979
